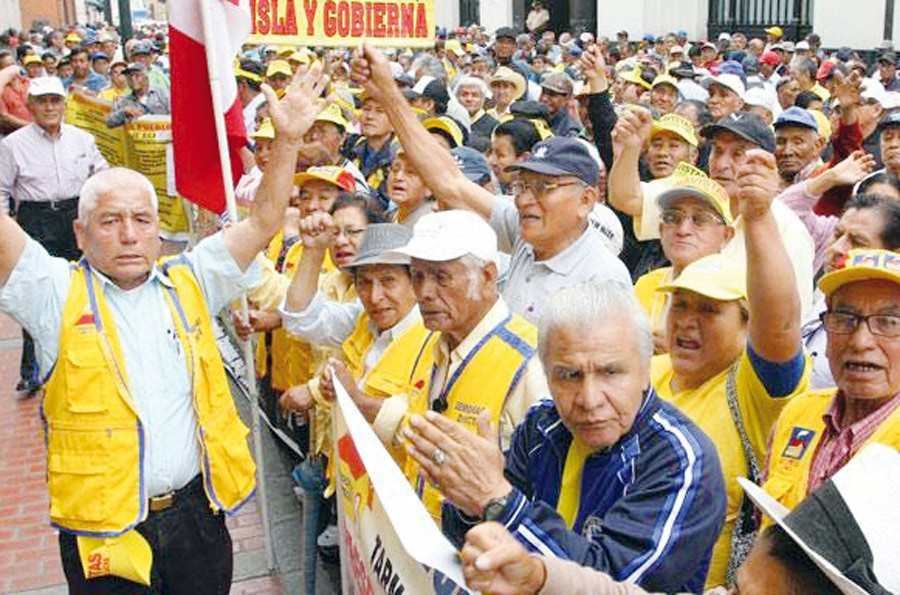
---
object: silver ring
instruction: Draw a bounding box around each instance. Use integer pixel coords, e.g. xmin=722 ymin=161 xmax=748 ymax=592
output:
xmin=431 ymin=447 xmax=447 ymax=466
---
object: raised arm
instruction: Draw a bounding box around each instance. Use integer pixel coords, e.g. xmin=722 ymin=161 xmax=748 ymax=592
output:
xmin=607 ymin=106 xmax=652 ymax=217
xmin=0 ymin=211 xmax=28 ymax=285
xmin=578 ymin=46 xmax=617 ymax=171
xmin=284 ymin=212 xmax=334 ymax=313
xmin=223 ymin=64 xmax=331 ymax=270
xmin=738 ymin=150 xmax=801 ymax=361
xmin=350 ymin=45 xmax=495 ymax=218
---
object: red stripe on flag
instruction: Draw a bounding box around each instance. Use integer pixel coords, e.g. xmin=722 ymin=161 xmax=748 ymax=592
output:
xmin=169 ymin=26 xmax=246 ymax=215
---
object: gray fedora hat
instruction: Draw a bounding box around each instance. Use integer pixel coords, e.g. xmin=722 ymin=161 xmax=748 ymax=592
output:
xmin=346 ymin=224 xmax=412 ymax=269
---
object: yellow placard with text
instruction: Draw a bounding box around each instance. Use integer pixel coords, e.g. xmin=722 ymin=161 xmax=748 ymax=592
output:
xmin=245 ymin=0 xmax=435 ymax=48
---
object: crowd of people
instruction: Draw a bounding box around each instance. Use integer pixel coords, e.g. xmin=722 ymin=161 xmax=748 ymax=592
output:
xmin=1 ymin=13 xmax=900 ymax=594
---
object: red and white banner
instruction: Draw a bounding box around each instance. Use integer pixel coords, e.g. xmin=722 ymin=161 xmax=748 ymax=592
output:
xmin=169 ymin=0 xmax=250 ymax=214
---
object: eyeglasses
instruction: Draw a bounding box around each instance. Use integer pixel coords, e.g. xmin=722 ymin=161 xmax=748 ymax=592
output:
xmin=510 ymin=178 xmax=583 ymax=198
xmin=336 ymin=226 xmax=366 ymax=238
xmin=661 ymin=209 xmax=726 ymax=228
xmin=820 ymin=311 xmax=900 ymax=338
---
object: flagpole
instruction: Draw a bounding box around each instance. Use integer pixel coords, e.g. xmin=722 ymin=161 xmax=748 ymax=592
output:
xmin=198 ymin=0 xmax=275 ymax=572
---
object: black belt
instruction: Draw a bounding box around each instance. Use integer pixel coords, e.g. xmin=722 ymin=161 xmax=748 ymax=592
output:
xmin=18 ymin=197 xmax=79 ymax=211
xmin=148 ymin=474 xmax=204 ymax=513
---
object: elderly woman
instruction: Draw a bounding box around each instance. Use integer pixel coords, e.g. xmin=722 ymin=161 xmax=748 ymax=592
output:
xmin=455 ymin=75 xmax=497 ymax=144
xmin=651 ymin=155 xmax=808 ymax=588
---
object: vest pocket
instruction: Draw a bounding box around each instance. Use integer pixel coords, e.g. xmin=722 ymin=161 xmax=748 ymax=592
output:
xmin=63 ymin=346 xmax=112 ymax=413
xmin=48 ymin=447 xmax=108 ymax=522
xmin=201 ymin=416 xmax=255 ymax=508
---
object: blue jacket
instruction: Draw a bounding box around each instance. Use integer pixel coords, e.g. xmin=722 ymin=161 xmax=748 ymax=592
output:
xmin=443 ymin=390 xmax=726 ymax=594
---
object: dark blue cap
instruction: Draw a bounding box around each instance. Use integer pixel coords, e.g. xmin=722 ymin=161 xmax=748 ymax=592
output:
xmin=642 ymin=33 xmax=655 ymax=42
xmin=702 ymin=112 xmax=776 ymax=153
xmin=450 ymin=146 xmax=492 ymax=184
xmin=716 ymin=59 xmax=746 ymax=80
xmin=91 ymin=52 xmax=109 ymax=61
xmin=878 ymin=110 xmax=900 ymax=131
xmin=775 ymin=106 xmax=818 ymax=132
xmin=507 ymin=137 xmax=599 ymax=186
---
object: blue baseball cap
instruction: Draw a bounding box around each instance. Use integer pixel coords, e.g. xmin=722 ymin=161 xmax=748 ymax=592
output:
xmin=507 ymin=137 xmax=599 ymax=186
xmin=450 ymin=146 xmax=492 ymax=184
xmin=677 ymin=30 xmax=688 ymax=38
xmin=775 ymin=107 xmax=819 ymax=132
xmin=878 ymin=110 xmax=900 ymax=132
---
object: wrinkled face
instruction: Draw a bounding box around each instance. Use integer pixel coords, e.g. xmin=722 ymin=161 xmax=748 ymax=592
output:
xmin=823 ymin=208 xmax=886 ymax=274
xmin=470 ymin=60 xmax=491 ymax=79
xmin=621 ymin=82 xmax=645 ymax=104
xmin=361 ymin=99 xmax=391 ymax=138
xmin=411 ymin=257 xmax=494 ymax=341
xmin=74 ymin=186 xmax=161 ymax=290
xmin=647 ymin=131 xmax=695 ymax=178
xmin=330 ymin=205 xmax=368 ymax=269
xmin=387 ymin=154 xmax=430 ymax=209
xmin=514 ymin=172 xmax=593 ymax=258
xmin=881 ymin=126 xmax=900 ymax=175
xmin=110 ymin=65 xmax=126 ymax=87
xmin=827 ymin=280 xmax=900 ymax=402
xmin=70 ymin=51 xmax=90 ymax=78
xmin=650 ymin=83 xmax=679 ymax=114
xmin=27 ymin=95 xmax=65 ymax=130
xmin=495 ymin=37 xmax=516 ymax=60
xmin=355 ymin=264 xmax=417 ymax=331
xmin=303 ymin=121 xmax=344 ymax=161
xmin=775 ymin=125 xmax=823 ymax=178
xmin=545 ymin=319 xmax=648 ymax=449
xmin=253 ymin=137 xmax=272 ymax=171
xmin=659 ymin=197 xmax=732 ymax=270
xmin=488 ymin=133 xmax=519 ymax=186
xmin=865 ymin=181 xmax=900 ymax=200
xmin=673 ymin=102 xmax=702 ymax=130
xmin=707 ymin=83 xmax=743 ymax=120
xmin=297 ymin=179 xmax=339 ymax=217
xmin=777 ymin=79 xmax=801 ymax=109
xmin=880 ymin=60 xmax=896 ymax=82
xmin=126 ymin=70 xmax=147 ymax=92
xmin=266 ymin=73 xmax=289 ymax=91
xmin=856 ymin=100 xmax=884 ymax=134
xmin=531 ymin=56 xmax=548 ymax=74
xmin=539 ymin=88 xmax=569 ymax=116
xmin=746 ymin=105 xmax=774 ymax=126
xmin=491 ymin=80 xmax=518 ymax=109
xmin=457 ymin=85 xmax=484 ymax=115
xmin=666 ymin=289 xmax=746 ymax=386
xmin=708 ymin=132 xmax=757 ymax=200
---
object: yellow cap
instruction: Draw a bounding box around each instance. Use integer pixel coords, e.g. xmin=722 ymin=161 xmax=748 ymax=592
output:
xmin=445 ymin=39 xmax=465 ymax=56
xmin=809 ymin=109 xmax=832 ymax=140
xmin=289 ymin=50 xmax=310 ymax=65
xmin=657 ymin=253 xmax=747 ymax=301
xmin=656 ymin=173 xmax=733 ymax=224
xmin=278 ymin=45 xmax=295 ymax=56
xmin=488 ymin=66 xmax=526 ymax=100
xmin=619 ymin=68 xmax=652 ymax=91
xmin=651 ymin=113 xmax=699 ymax=147
xmin=23 ymin=55 xmax=42 ymax=65
xmin=765 ymin=26 xmax=784 ymax=37
xmin=294 ymin=165 xmax=357 ymax=192
xmin=251 ymin=117 xmax=275 ymax=140
xmin=422 ymin=116 xmax=465 ymax=148
xmin=266 ymin=59 xmax=292 ymax=78
xmin=235 ymin=67 xmax=263 ymax=83
xmin=818 ymin=249 xmax=900 ymax=297
xmin=652 ymin=74 xmax=679 ymax=90
xmin=314 ymin=102 xmax=349 ymax=130
xmin=65 ymin=32 xmax=82 ymax=43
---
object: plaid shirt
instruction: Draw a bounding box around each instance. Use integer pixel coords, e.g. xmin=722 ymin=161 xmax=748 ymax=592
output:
xmin=807 ymin=391 xmax=900 ymax=493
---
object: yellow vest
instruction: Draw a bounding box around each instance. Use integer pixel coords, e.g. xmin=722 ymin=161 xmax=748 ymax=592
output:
xmin=764 ymin=389 xmax=900 ymax=511
xmin=43 ymin=259 xmax=257 ymax=536
xmin=254 ymin=235 xmax=336 ymax=390
xmin=403 ymin=313 xmax=538 ymax=521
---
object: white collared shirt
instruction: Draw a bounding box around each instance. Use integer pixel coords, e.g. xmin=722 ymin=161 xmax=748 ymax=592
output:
xmin=0 ymin=233 xmax=261 ymax=496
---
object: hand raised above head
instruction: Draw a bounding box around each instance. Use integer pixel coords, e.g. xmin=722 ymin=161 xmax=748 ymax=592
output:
xmin=735 ymin=148 xmax=780 ymax=222
xmin=350 ymin=45 xmax=396 ymax=103
xmin=298 ymin=211 xmax=337 ymax=251
xmin=262 ymin=62 xmax=332 ymax=144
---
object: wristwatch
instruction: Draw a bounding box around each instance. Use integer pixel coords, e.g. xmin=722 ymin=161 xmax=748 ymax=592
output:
xmin=482 ymin=490 xmax=513 ymax=522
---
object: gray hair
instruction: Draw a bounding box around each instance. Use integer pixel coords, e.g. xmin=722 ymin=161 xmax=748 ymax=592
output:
xmin=411 ymin=53 xmax=446 ymax=81
xmin=78 ymin=167 xmax=158 ymax=221
xmin=538 ymin=281 xmax=653 ymax=369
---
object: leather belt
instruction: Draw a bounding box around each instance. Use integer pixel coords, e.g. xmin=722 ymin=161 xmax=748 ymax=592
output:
xmin=148 ymin=474 xmax=202 ymax=513
xmin=19 ymin=197 xmax=79 ymax=211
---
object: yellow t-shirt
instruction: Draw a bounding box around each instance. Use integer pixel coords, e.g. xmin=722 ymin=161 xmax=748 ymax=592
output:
xmin=634 ymin=266 xmax=672 ymax=335
xmin=810 ymin=83 xmax=831 ymax=102
xmin=651 ymin=350 xmax=810 ymax=588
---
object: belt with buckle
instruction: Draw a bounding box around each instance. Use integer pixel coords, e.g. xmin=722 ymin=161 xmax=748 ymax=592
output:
xmin=20 ymin=197 xmax=79 ymax=211
xmin=148 ymin=475 xmax=202 ymax=513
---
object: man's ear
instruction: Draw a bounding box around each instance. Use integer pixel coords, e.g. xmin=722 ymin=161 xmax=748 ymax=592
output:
xmin=73 ymin=219 xmax=86 ymax=252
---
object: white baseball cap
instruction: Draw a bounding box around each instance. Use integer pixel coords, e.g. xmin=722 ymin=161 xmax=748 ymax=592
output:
xmin=743 ymin=86 xmax=782 ymax=118
xmin=27 ymin=76 xmax=66 ymax=98
xmin=387 ymin=210 xmax=500 ymax=268
xmin=702 ymin=73 xmax=746 ymax=98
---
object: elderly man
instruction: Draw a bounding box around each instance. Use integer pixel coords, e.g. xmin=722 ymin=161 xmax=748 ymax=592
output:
xmin=704 ymin=72 xmax=745 ymax=121
xmin=0 ymin=76 xmax=108 ymax=396
xmin=351 ymin=45 xmax=630 ymax=325
xmin=129 ymin=40 xmax=169 ymax=92
xmin=405 ymin=281 xmax=726 ymax=592
xmin=765 ymin=248 xmax=900 ymax=509
xmin=0 ymin=65 xmax=329 ymax=591
xmin=105 ymin=62 xmax=171 ymax=128
xmin=773 ymin=106 xmax=825 ymax=187
xmin=539 ymin=72 xmax=581 ymax=137
xmin=297 ymin=104 xmax=368 ymax=193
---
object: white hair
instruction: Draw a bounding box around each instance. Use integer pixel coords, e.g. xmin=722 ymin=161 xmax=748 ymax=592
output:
xmin=78 ymin=167 xmax=158 ymax=221
xmin=538 ymin=281 xmax=653 ymax=370
xmin=458 ymin=253 xmax=493 ymax=301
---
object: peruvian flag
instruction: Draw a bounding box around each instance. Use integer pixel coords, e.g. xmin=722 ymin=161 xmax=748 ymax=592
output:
xmin=169 ymin=0 xmax=250 ymax=214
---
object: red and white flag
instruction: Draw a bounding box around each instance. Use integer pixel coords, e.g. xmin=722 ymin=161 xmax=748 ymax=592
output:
xmin=169 ymin=0 xmax=250 ymax=215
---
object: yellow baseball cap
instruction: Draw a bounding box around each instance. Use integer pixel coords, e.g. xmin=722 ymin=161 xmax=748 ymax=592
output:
xmin=65 ymin=32 xmax=82 ymax=43
xmin=619 ymin=68 xmax=652 ymax=91
xmin=277 ymin=45 xmax=295 ymax=56
xmin=657 ymin=253 xmax=747 ymax=301
xmin=818 ymin=249 xmax=900 ymax=297
xmin=765 ymin=26 xmax=784 ymax=37
xmin=652 ymin=74 xmax=679 ymax=90
xmin=651 ymin=113 xmax=699 ymax=147
xmin=314 ymin=102 xmax=349 ymax=131
xmin=23 ymin=55 xmax=42 ymax=65
xmin=266 ymin=59 xmax=292 ymax=78
xmin=445 ymin=39 xmax=465 ymax=57
xmin=251 ymin=117 xmax=275 ymax=140
xmin=422 ymin=116 xmax=465 ymax=148
xmin=294 ymin=165 xmax=357 ymax=192
xmin=235 ymin=66 xmax=263 ymax=83
xmin=289 ymin=50 xmax=310 ymax=65
xmin=656 ymin=173 xmax=733 ymax=224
